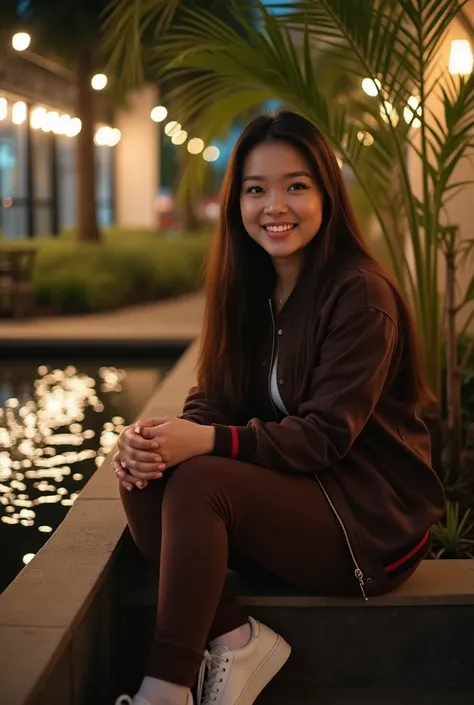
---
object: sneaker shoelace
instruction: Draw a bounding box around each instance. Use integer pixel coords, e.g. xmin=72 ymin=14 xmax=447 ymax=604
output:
xmin=196 ymin=648 xmax=230 ymax=704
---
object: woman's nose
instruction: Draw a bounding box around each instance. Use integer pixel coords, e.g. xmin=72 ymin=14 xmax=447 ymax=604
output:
xmin=263 ymin=192 xmax=289 ymax=214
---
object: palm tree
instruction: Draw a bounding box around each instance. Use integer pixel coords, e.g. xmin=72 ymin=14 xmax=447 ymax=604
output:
xmin=102 ymin=0 xmax=257 ymax=231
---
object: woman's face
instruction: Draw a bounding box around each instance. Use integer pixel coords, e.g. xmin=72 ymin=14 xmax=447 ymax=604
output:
xmin=240 ymin=140 xmax=324 ymax=264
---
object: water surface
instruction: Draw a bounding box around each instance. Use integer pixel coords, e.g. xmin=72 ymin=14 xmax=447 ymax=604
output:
xmin=0 ymin=355 xmax=174 ymax=592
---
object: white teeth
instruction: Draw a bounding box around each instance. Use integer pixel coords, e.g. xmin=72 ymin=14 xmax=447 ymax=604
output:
xmin=264 ymin=224 xmax=295 ymax=232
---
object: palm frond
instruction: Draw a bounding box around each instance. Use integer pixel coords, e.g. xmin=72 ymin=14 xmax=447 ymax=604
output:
xmin=430 ymin=72 xmax=474 ymax=209
xmin=157 ymin=6 xmax=417 ymax=287
xmin=101 ymin=0 xmax=181 ymax=87
xmin=101 ymin=0 xmax=470 ymax=395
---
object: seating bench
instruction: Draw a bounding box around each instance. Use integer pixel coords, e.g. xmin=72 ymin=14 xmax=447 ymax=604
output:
xmin=118 ymin=533 xmax=474 ymax=698
xmin=0 ymin=247 xmax=37 ymax=317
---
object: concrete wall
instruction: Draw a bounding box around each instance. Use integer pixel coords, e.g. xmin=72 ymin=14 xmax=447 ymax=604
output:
xmin=115 ymin=86 xmax=160 ymax=230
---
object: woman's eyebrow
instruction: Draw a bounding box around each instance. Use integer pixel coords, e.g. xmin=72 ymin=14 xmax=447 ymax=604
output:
xmin=242 ymin=171 xmax=312 ymax=183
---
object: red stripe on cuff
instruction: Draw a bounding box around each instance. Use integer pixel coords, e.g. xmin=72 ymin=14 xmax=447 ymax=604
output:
xmin=384 ymin=530 xmax=430 ymax=573
xmin=229 ymin=426 xmax=239 ymax=459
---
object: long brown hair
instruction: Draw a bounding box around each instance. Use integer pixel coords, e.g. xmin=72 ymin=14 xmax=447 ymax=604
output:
xmin=197 ymin=110 xmax=433 ymax=410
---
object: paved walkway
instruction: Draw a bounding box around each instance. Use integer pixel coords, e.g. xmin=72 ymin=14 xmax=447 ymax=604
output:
xmin=0 ymin=293 xmax=205 ymax=344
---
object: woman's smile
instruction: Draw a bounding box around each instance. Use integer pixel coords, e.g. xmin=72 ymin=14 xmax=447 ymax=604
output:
xmin=262 ymin=223 xmax=298 ymax=239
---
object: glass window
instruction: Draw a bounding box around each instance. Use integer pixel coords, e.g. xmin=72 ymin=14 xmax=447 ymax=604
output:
xmin=95 ymin=145 xmax=114 ymax=227
xmin=57 ymin=136 xmax=76 ymax=230
xmin=0 ymin=112 xmax=28 ymax=239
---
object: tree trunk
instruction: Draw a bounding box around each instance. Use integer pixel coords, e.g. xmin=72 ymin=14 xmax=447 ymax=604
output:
xmin=181 ymin=147 xmax=200 ymax=233
xmin=183 ymin=189 xmax=200 ymax=232
xmin=76 ymin=47 xmax=100 ymax=242
xmin=173 ymin=121 xmax=203 ymax=233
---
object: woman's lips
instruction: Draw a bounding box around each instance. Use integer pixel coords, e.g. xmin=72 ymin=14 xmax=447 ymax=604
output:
xmin=262 ymin=224 xmax=297 ymax=239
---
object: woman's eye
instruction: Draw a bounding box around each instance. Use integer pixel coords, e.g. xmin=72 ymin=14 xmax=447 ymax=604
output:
xmin=245 ymin=186 xmax=263 ymax=194
xmin=288 ymin=182 xmax=310 ymax=191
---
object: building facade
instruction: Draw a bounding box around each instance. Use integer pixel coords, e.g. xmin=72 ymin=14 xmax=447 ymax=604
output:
xmin=0 ymin=49 xmax=115 ymax=239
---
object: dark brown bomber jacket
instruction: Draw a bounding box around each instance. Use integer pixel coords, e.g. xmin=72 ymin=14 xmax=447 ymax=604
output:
xmin=181 ymin=255 xmax=446 ymax=598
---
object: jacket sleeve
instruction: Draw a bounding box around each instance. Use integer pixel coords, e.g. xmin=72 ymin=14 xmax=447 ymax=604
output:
xmin=180 ymin=386 xmax=234 ymax=426
xmin=210 ymin=307 xmax=398 ymax=473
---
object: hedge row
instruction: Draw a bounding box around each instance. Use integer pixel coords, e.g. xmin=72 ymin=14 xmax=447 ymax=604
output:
xmin=3 ymin=229 xmax=211 ymax=315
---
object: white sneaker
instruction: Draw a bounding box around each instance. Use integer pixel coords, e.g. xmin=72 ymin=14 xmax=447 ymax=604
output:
xmin=196 ymin=616 xmax=291 ymax=705
xmin=115 ymin=692 xmax=193 ymax=705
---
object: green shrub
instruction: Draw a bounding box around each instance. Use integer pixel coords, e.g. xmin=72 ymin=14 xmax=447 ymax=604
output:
xmin=2 ymin=229 xmax=211 ymax=315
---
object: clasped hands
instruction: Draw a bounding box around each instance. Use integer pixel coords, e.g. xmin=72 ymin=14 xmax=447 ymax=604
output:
xmin=113 ymin=416 xmax=215 ymax=491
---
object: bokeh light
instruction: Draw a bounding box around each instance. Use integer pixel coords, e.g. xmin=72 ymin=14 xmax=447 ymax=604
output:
xmin=171 ymin=130 xmax=188 ymax=146
xmin=187 ymin=138 xmax=204 ymax=155
xmin=12 ymin=101 xmax=27 ymax=125
xmin=91 ymin=74 xmax=108 ymax=90
xmin=0 ymin=98 xmax=7 ymax=121
xmin=164 ymin=121 xmax=181 ymax=137
xmin=203 ymin=146 xmax=220 ymax=162
xmin=362 ymin=77 xmax=381 ymax=97
xmin=12 ymin=32 xmax=31 ymax=52
xmin=151 ymin=106 xmax=168 ymax=122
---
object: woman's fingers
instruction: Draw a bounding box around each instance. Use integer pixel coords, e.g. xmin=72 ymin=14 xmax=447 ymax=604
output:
xmin=114 ymin=456 xmax=164 ymax=481
xmin=114 ymin=449 xmax=166 ymax=476
xmin=113 ymin=450 xmax=166 ymax=478
xmin=122 ymin=455 xmax=166 ymax=475
xmin=117 ymin=424 xmax=159 ymax=452
xmin=122 ymin=448 xmax=163 ymax=464
xmin=113 ymin=460 xmax=143 ymax=490
xmin=121 ymin=462 xmax=165 ymax=480
xmin=113 ymin=456 xmax=162 ymax=489
xmin=112 ymin=453 xmax=139 ymax=486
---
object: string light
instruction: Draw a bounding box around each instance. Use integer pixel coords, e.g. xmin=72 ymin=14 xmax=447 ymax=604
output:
xmin=362 ymin=78 xmax=381 ymax=97
xmin=449 ymin=39 xmax=473 ymax=76
xmin=164 ymin=121 xmax=181 ymax=137
xmin=65 ymin=117 xmax=82 ymax=137
xmin=403 ymin=96 xmax=422 ymax=128
xmin=0 ymin=98 xmax=7 ymax=121
xmin=30 ymin=106 xmax=46 ymax=129
xmin=151 ymin=106 xmax=168 ymax=122
xmin=171 ymin=130 xmax=188 ymax=145
xmin=187 ymin=138 xmax=204 ymax=155
xmin=94 ymin=126 xmax=121 ymax=147
xmin=12 ymin=32 xmax=31 ymax=52
xmin=380 ymin=101 xmax=399 ymax=127
xmin=42 ymin=111 xmax=59 ymax=133
xmin=91 ymin=74 xmax=108 ymax=90
xmin=12 ymin=101 xmax=27 ymax=125
xmin=203 ymin=146 xmax=220 ymax=162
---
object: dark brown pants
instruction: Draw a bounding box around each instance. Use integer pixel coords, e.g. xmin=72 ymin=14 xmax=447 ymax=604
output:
xmin=119 ymin=456 xmax=368 ymax=687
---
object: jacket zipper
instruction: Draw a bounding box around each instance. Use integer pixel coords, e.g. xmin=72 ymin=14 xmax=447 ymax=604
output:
xmin=267 ymin=299 xmax=279 ymax=418
xmin=268 ymin=299 xmax=367 ymax=600
xmin=314 ymin=475 xmax=368 ymax=600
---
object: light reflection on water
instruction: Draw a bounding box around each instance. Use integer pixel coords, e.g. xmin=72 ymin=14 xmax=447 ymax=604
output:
xmin=0 ymin=357 xmax=173 ymax=592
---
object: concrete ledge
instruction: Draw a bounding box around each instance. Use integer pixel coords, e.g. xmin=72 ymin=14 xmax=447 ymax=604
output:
xmin=121 ymin=546 xmax=474 ymax=608
xmin=0 ymin=340 xmax=200 ymax=705
xmin=0 ymin=339 xmax=188 ymax=356
xmin=0 ymin=294 xmax=204 ymax=345
xmin=120 ymin=537 xmax=474 ymax=691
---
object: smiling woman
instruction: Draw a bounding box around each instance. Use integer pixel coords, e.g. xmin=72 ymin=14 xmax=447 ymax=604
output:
xmin=111 ymin=110 xmax=445 ymax=705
